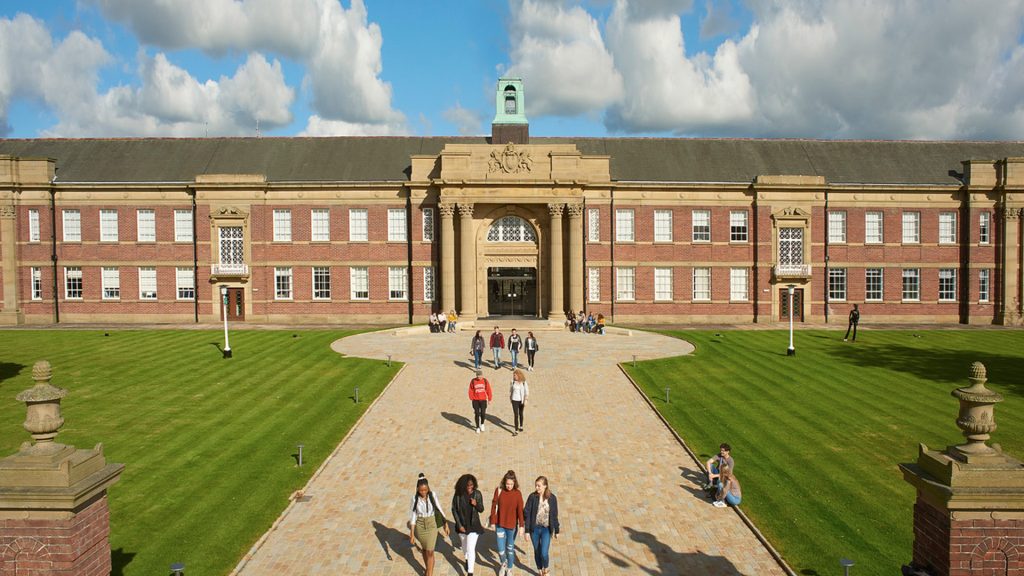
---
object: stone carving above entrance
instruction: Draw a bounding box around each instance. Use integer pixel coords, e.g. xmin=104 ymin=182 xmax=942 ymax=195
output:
xmin=488 ymin=143 xmax=533 ymax=174
xmin=0 ymin=204 xmax=14 ymax=219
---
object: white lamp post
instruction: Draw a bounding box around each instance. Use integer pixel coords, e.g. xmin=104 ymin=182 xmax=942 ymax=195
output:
xmin=787 ymin=284 xmax=796 ymax=356
xmin=221 ymin=286 xmax=232 ymax=359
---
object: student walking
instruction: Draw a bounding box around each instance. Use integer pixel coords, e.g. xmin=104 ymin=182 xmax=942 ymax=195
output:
xmin=524 ymin=476 xmax=560 ymax=576
xmin=470 ymin=331 xmax=485 ymax=370
xmin=468 ymin=370 xmax=492 ymax=433
xmin=409 ymin=473 xmax=449 ymax=576
xmin=524 ymin=332 xmax=539 ymax=371
xmin=507 ymin=329 xmax=522 ymax=370
xmin=490 ymin=327 xmax=505 ymax=370
xmin=489 ymin=470 xmax=525 ymax=576
xmin=844 ymin=303 xmax=860 ymax=342
xmin=713 ymin=464 xmax=742 ymax=508
xmin=451 ymin=474 xmax=485 ymax=576
xmin=510 ymin=369 xmax=529 ymax=436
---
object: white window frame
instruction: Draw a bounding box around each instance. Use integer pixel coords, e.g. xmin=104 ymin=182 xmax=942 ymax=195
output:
xmin=615 ymin=267 xmax=635 ymax=301
xmin=902 ymin=268 xmax=920 ymax=302
xmin=350 ymin=267 xmax=369 ymax=300
xmin=273 ymin=209 xmax=292 ymax=242
xmin=979 ymin=212 xmax=990 ymax=245
xmin=99 ymin=209 xmax=119 ymax=242
xmin=865 ymin=268 xmax=883 ymax=302
xmin=692 ymin=267 xmax=711 ymax=302
xmin=828 ymin=268 xmax=847 ymax=302
xmin=274 ymin=267 xmax=293 ymax=300
xmin=653 ymin=210 xmax=673 ymax=243
xmin=62 ymin=210 xmax=81 ymax=242
xmin=615 ymin=209 xmax=634 ymax=242
xmin=902 ymin=212 xmax=920 ymax=244
xmin=388 ymin=209 xmax=407 ymax=242
xmin=311 ymin=209 xmax=330 ymax=242
xmin=588 ymin=267 xmax=600 ymax=302
xmin=939 ymin=212 xmax=957 ymax=244
xmin=349 ymin=209 xmax=368 ymax=242
xmin=31 ymin=267 xmax=43 ymax=300
xmin=730 ymin=211 xmax=748 ymax=243
xmin=29 ymin=209 xmax=41 ymax=243
xmin=138 ymin=267 xmax=158 ymax=300
xmin=136 ymin=209 xmax=156 ymax=243
xmin=587 ymin=208 xmax=600 ymax=242
xmin=692 ymin=210 xmax=711 ymax=243
xmin=423 ymin=266 xmax=435 ymax=302
xmin=979 ymin=269 xmax=990 ymax=303
xmin=654 ymin=267 xmax=673 ymax=301
xmin=313 ymin=266 xmax=331 ymax=300
xmin=101 ymin=267 xmax=120 ymax=300
xmin=865 ymin=211 xmax=883 ymax=244
xmin=422 ymin=208 xmax=435 ymax=242
xmin=828 ymin=211 xmax=847 ymax=244
xmin=388 ymin=266 xmax=408 ymax=300
xmin=64 ymin=267 xmax=82 ymax=299
xmin=938 ymin=269 xmax=957 ymax=302
xmin=174 ymin=209 xmax=194 ymax=242
xmin=730 ymin=268 xmax=748 ymax=301
xmin=176 ymin=268 xmax=195 ymax=301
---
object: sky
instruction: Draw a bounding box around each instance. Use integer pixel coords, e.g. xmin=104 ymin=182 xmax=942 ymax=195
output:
xmin=1 ymin=0 xmax=1023 ymax=140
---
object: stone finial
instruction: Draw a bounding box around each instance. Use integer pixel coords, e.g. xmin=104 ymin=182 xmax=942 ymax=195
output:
xmin=949 ymin=361 xmax=1004 ymax=462
xmin=14 ymin=360 xmax=68 ymax=455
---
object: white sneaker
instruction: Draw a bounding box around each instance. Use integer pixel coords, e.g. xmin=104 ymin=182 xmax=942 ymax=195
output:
xmin=712 ymin=500 xmax=727 ymax=508
xmin=481 ymin=424 xmax=485 ymax=432
xmin=476 ymin=426 xmax=480 ymax=434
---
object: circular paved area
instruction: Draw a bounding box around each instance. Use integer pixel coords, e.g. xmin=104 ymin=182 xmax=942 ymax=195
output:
xmin=234 ymin=326 xmax=786 ymax=575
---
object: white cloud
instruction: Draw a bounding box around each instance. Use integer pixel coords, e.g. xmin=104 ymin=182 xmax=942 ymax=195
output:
xmin=299 ymin=115 xmax=407 ymax=136
xmin=442 ymin=103 xmax=484 ymax=135
xmin=700 ymin=0 xmax=740 ymax=39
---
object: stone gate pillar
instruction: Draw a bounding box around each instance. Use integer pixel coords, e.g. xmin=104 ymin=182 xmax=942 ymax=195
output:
xmin=0 ymin=361 xmax=124 ymax=576
xmin=900 ymin=362 xmax=1024 ymax=576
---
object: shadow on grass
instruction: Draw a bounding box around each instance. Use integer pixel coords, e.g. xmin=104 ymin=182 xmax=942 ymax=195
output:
xmin=596 ymin=527 xmax=744 ymax=575
xmin=110 ymin=547 xmax=135 ymax=576
xmin=0 ymin=362 xmax=25 ymax=387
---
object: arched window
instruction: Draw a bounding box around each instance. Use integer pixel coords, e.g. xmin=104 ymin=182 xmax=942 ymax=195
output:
xmin=487 ymin=215 xmax=537 ymax=243
xmin=504 ymin=86 xmax=517 ymax=114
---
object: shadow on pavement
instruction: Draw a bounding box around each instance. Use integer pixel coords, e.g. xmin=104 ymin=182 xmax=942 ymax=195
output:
xmin=372 ymin=520 xmax=420 ymax=572
xmin=442 ymin=411 xmax=476 ymax=431
xmin=596 ymin=527 xmax=745 ymax=575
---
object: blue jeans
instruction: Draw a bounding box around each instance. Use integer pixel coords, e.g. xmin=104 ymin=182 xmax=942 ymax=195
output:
xmin=724 ymin=492 xmax=742 ymax=506
xmin=509 ymin=349 xmax=519 ymax=368
xmin=472 ymin=349 xmax=482 ymax=370
xmin=492 ymin=347 xmax=502 ymax=368
xmin=530 ymin=525 xmax=552 ymax=570
xmin=495 ymin=526 xmax=517 ymax=569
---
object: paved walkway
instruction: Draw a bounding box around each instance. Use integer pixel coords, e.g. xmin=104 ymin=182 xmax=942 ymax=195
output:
xmin=234 ymin=327 xmax=786 ymax=575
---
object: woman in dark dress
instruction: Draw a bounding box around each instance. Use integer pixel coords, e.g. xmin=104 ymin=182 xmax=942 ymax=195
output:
xmin=451 ymin=473 xmax=486 ymax=576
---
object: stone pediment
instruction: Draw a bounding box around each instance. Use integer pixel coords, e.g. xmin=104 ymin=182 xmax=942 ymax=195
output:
xmin=435 ymin=143 xmax=609 ymax=184
xmin=771 ymin=206 xmax=811 ymax=221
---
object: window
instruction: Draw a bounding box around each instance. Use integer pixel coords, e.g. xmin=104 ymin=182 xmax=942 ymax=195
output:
xmin=64 ymin=267 xmax=82 ymax=299
xmin=219 ymin=227 xmax=244 ymax=265
xmin=349 ymin=209 xmax=368 ymax=242
xmin=865 ymin=211 xmax=883 ymax=244
xmin=138 ymin=267 xmax=157 ymax=300
xmin=979 ymin=212 xmax=990 ymax=245
xmin=313 ymin=266 xmax=331 ymax=300
xmin=654 ymin=210 xmax=673 ymax=242
xmin=616 ymin=267 xmax=635 ymax=301
xmin=902 ymin=269 xmax=920 ymax=301
xmin=828 ymin=211 xmax=847 ymax=243
xmin=31 ymin=267 xmax=42 ymax=300
xmin=273 ymin=210 xmax=292 ymax=242
xmin=137 ymin=209 xmax=155 ymax=242
xmin=62 ymin=210 xmax=81 ymax=242
xmin=486 ymin=216 xmax=537 ymax=242
xmin=174 ymin=209 xmax=193 ymax=242
xmin=778 ymin=228 xmax=804 ymax=265
xmin=902 ymin=212 xmax=920 ymax=244
xmin=422 ymin=208 xmax=434 ymax=242
xmin=100 ymin=209 xmax=118 ymax=242
xmin=423 ymin=266 xmax=435 ymax=302
xmin=828 ymin=268 xmax=847 ymax=301
xmin=615 ymin=209 xmax=634 ymax=242
xmin=311 ymin=209 xmax=330 ymax=242
xmin=388 ymin=209 xmax=407 ymax=242
xmin=730 ymin=211 xmax=748 ymax=242
xmin=654 ymin=268 xmax=673 ymax=301
xmin=101 ymin=267 xmax=120 ymax=300
xmin=29 ymin=209 xmax=40 ymax=242
xmin=587 ymin=208 xmax=600 ymax=242
xmin=588 ymin=267 xmax=600 ymax=302
xmin=350 ymin=267 xmax=369 ymax=300
xmin=939 ymin=269 xmax=957 ymax=301
xmin=176 ymin=268 xmax=195 ymax=300
xmin=939 ymin=212 xmax=957 ymax=244
xmin=865 ymin=268 xmax=883 ymax=302
xmin=730 ymin=268 xmax=748 ymax=301
xmin=692 ymin=210 xmax=710 ymax=242
xmin=692 ymin=268 xmax=711 ymax=301
xmin=979 ymin=269 xmax=990 ymax=303
xmin=274 ymin=267 xmax=292 ymax=300
xmin=388 ymin=266 xmax=408 ymax=300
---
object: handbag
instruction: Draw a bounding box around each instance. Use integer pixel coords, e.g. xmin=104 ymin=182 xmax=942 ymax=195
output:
xmin=488 ymin=487 xmax=501 ymax=526
xmin=430 ymin=492 xmax=447 ymax=529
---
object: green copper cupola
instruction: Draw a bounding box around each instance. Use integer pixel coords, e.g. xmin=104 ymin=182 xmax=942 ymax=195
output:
xmin=491 ymin=77 xmax=529 ymax=144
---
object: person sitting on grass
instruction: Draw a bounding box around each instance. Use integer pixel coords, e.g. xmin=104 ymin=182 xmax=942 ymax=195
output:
xmin=713 ymin=464 xmax=741 ymax=508
xmin=702 ymin=443 xmax=734 ymax=493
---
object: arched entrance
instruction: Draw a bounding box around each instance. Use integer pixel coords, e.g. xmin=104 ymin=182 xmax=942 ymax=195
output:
xmin=476 ymin=209 xmax=543 ymax=317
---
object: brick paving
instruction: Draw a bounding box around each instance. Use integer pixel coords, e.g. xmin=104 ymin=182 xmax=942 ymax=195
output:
xmin=234 ymin=326 xmax=787 ymax=575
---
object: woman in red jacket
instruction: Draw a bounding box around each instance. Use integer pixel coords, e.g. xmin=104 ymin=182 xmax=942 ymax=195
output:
xmin=468 ymin=370 xmax=493 ymax=434
xmin=489 ymin=470 xmax=525 ymax=576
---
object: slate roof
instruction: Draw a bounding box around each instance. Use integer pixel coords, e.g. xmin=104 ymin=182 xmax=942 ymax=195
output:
xmin=2 ymin=137 xmax=1023 ymax=186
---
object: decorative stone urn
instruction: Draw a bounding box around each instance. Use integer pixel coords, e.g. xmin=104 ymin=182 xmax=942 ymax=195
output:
xmin=949 ymin=361 xmax=1004 ymax=463
xmin=15 ymin=360 xmax=68 ymax=455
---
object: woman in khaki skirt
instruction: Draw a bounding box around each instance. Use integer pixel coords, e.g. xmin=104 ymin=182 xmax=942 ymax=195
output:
xmin=409 ymin=473 xmax=449 ymax=575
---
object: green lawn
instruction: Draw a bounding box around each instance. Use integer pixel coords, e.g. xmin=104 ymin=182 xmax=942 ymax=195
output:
xmin=625 ymin=329 xmax=1024 ymax=576
xmin=0 ymin=329 xmax=399 ymax=576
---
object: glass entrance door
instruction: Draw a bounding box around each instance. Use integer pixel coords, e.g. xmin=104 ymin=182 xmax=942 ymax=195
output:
xmin=487 ymin=268 xmax=537 ymax=316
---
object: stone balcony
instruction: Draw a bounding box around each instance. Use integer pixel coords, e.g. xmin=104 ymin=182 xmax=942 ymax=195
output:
xmin=773 ymin=264 xmax=812 ymax=279
xmin=210 ymin=263 xmax=249 ymax=281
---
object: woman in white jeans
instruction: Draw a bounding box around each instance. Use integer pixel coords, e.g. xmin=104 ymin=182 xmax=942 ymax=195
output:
xmin=451 ymin=473 xmax=486 ymax=576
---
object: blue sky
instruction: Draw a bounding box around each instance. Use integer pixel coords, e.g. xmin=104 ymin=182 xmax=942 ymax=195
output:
xmin=1 ymin=1 xmax=1022 ymax=140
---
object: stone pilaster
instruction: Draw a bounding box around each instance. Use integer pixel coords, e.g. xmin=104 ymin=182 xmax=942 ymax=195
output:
xmin=548 ymin=203 xmax=564 ymax=318
xmin=0 ymin=204 xmax=18 ymax=325
xmin=1002 ymin=206 xmax=1022 ymax=325
xmin=458 ymin=203 xmax=477 ymax=320
xmin=439 ymin=203 xmax=456 ymax=314
xmin=567 ymin=203 xmax=584 ymax=313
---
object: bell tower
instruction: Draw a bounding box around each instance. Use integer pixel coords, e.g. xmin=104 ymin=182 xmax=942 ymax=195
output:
xmin=491 ymin=77 xmax=529 ymax=145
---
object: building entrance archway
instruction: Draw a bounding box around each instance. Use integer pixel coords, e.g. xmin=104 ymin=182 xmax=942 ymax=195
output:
xmin=486 ymin=267 xmax=537 ymax=316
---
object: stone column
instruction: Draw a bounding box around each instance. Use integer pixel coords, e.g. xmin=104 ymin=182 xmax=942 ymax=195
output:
xmin=548 ymin=203 xmax=565 ymax=318
xmin=1002 ymin=206 xmax=1022 ymax=324
xmin=439 ymin=202 xmax=456 ymax=314
xmin=900 ymin=362 xmax=1024 ymax=576
xmin=0 ymin=204 xmax=18 ymax=324
xmin=567 ymin=203 xmax=584 ymax=313
xmin=0 ymin=361 xmax=124 ymax=576
xmin=458 ymin=203 xmax=477 ymax=320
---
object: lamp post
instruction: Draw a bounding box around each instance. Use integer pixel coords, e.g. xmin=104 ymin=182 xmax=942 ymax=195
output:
xmin=221 ymin=286 xmax=232 ymax=359
xmin=787 ymin=284 xmax=796 ymax=356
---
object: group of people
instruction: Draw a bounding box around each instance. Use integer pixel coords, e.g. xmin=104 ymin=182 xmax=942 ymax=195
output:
xmin=702 ymin=443 xmax=742 ymax=508
xmin=429 ymin=310 xmax=458 ymax=333
xmin=468 ymin=367 xmax=529 ymax=436
xmin=410 ymin=470 xmax=560 ymax=576
xmin=471 ymin=327 xmax=540 ymax=372
xmin=565 ymin=310 xmax=605 ymax=334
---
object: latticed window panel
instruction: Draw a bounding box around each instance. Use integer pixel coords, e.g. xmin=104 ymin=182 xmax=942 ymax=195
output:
xmin=778 ymin=228 xmax=804 ymax=266
xmin=219 ymin=227 xmax=244 ymax=264
xmin=487 ymin=216 xmax=537 ymax=243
